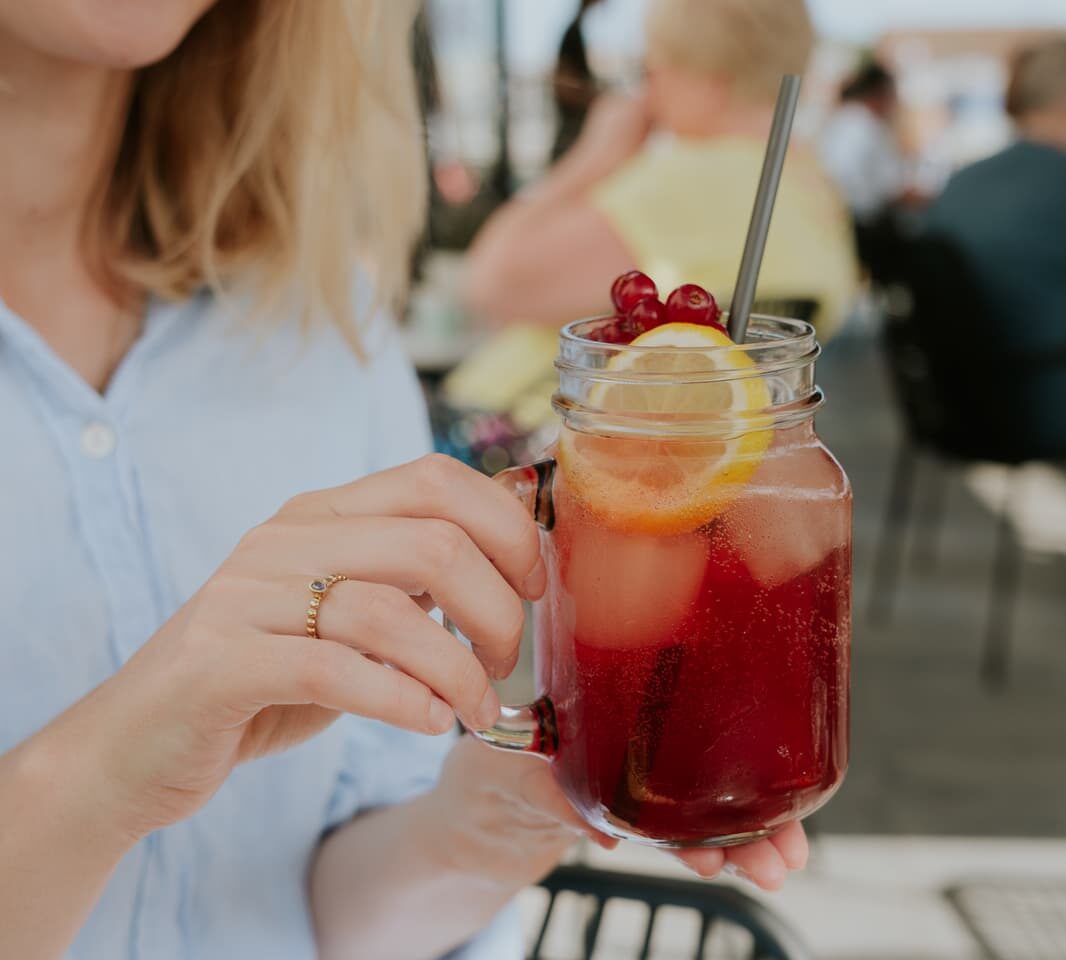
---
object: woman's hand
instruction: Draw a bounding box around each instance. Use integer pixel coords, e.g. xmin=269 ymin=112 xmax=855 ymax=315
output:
xmin=46 ymin=453 xmax=543 ymax=840
xmin=422 ymin=738 xmax=809 ymax=892
xmin=672 ymin=820 xmax=809 ymax=891
xmin=419 ymin=736 xmax=614 ymax=891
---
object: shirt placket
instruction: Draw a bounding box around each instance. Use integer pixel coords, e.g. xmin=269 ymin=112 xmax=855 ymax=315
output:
xmin=67 ymin=413 xmax=163 ymax=666
xmin=0 ymin=302 xmax=180 ymax=959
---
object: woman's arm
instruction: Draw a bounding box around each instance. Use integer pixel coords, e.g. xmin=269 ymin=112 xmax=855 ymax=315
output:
xmin=0 ymin=712 xmax=138 ymax=959
xmin=311 ymin=737 xmax=811 ymax=960
xmin=462 ymin=94 xmax=650 ymax=328
xmin=310 ymin=792 xmax=547 ymax=960
xmin=311 ymin=738 xmax=590 ymax=960
xmin=0 ymin=454 xmax=548 ymax=960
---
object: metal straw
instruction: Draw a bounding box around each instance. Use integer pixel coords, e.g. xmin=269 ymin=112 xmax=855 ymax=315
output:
xmin=727 ymin=75 xmax=803 ymax=343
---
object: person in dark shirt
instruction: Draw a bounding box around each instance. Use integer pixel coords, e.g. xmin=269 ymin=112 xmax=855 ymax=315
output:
xmin=551 ymin=0 xmax=605 ymax=161
xmin=925 ymin=38 xmax=1066 ymax=358
xmin=923 ymin=38 xmax=1066 ymax=457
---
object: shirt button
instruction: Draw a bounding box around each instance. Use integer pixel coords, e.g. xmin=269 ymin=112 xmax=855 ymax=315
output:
xmin=80 ymin=421 xmax=116 ymax=459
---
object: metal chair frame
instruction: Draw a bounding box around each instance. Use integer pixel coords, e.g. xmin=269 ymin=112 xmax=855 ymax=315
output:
xmin=530 ymin=864 xmax=813 ymax=960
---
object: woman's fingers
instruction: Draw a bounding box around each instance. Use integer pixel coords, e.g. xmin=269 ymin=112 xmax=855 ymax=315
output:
xmin=241 ymin=516 xmax=526 ymax=676
xmin=722 ymin=837 xmax=789 ymax=891
xmin=453 ymin=737 xmax=615 ymax=850
xmin=673 ymin=847 xmax=726 ymax=879
xmin=235 ymin=633 xmax=458 ymax=736
xmin=769 ymin=821 xmax=809 ymax=871
xmin=323 ymin=581 xmax=501 ymax=730
xmin=269 ymin=579 xmax=500 ymax=730
xmin=673 ymin=823 xmax=806 ymax=887
xmin=283 ymin=454 xmax=546 ymax=603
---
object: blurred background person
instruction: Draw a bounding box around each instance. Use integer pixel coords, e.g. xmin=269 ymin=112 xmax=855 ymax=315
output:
xmin=924 ymin=36 xmax=1066 ymax=357
xmin=819 ymin=61 xmax=909 ymax=225
xmin=463 ymin=0 xmax=858 ymax=340
xmin=551 ymin=0 xmax=606 ymax=162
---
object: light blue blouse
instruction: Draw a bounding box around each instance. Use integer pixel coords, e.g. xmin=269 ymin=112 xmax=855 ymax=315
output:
xmin=0 ymin=291 xmax=521 ymax=959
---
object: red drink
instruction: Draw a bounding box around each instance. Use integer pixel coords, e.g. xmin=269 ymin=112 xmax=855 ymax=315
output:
xmin=537 ymin=424 xmax=852 ymax=843
xmin=537 ymin=429 xmax=850 ymax=844
xmin=478 ymin=313 xmax=851 ymax=847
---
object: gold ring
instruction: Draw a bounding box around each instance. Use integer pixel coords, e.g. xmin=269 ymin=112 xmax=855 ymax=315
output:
xmin=306 ymin=575 xmax=348 ymax=639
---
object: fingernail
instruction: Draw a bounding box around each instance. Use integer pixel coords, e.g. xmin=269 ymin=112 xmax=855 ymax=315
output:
xmin=722 ymin=863 xmax=754 ymax=885
xmin=429 ymin=697 xmax=455 ymax=734
xmin=475 ymin=686 xmax=501 ymax=729
xmin=522 ymin=558 xmax=547 ymax=600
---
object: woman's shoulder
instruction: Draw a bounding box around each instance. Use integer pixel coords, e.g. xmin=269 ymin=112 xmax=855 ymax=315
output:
xmin=154 ymin=275 xmax=407 ymax=377
xmin=138 ymin=279 xmax=429 ymax=481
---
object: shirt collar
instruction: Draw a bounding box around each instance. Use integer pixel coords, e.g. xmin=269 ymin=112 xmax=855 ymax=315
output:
xmin=0 ymin=293 xmax=192 ymax=419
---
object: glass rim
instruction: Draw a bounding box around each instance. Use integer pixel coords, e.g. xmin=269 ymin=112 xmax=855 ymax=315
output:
xmin=557 ymin=313 xmax=820 ymax=385
xmin=553 ymin=313 xmax=823 ymax=436
xmin=559 ymin=313 xmax=817 ymax=357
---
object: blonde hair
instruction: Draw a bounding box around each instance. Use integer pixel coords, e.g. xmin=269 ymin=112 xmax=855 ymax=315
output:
xmin=94 ymin=0 xmax=425 ymax=349
xmin=1007 ymin=37 xmax=1066 ymax=119
xmin=646 ymin=0 xmax=814 ymax=102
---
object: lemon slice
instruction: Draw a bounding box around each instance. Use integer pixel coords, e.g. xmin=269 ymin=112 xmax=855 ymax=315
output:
xmin=558 ymin=322 xmax=772 ymax=535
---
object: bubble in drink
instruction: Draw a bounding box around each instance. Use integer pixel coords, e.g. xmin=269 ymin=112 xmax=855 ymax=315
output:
xmin=538 ymin=452 xmax=850 ymax=844
xmin=723 ymin=430 xmax=851 ymax=588
xmin=559 ymin=520 xmax=709 ymax=650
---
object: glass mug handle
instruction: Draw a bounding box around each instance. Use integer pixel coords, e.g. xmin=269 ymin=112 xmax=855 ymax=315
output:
xmin=448 ymin=459 xmax=558 ymax=756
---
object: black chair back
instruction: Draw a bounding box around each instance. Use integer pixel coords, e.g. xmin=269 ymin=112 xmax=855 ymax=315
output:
xmin=530 ymin=864 xmax=813 ymax=960
xmin=881 ymin=235 xmax=1066 ymax=464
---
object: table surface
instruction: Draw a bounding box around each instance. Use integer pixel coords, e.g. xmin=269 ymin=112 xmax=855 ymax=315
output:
xmin=519 ymin=835 xmax=1066 ymax=959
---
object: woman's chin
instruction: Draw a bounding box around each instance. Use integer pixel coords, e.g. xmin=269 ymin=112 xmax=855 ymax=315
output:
xmin=19 ymin=0 xmax=217 ymax=70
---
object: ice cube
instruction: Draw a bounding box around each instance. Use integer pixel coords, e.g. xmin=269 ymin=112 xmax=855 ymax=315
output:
xmin=723 ymin=435 xmax=850 ymax=588
xmin=559 ymin=522 xmax=709 ymax=648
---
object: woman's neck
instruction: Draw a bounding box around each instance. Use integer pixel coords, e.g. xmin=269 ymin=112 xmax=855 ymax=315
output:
xmin=0 ymin=31 xmax=139 ymax=391
xmin=0 ymin=34 xmax=131 ymax=266
xmin=667 ymin=98 xmax=776 ymax=142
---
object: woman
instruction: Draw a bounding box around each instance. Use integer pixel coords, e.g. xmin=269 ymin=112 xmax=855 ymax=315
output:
xmin=0 ymin=2 xmax=808 ymax=958
xmin=464 ymin=0 xmax=857 ymax=339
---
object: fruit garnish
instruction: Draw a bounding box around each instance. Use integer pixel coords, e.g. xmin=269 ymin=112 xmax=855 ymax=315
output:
xmin=665 ymin=283 xmax=722 ymax=329
xmin=559 ymin=322 xmax=772 ymax=535
xmin=626 ymin=296 xmax=667 ymax=333
xmin=584 ymin=314 xmax=641 ymax=344
xmin=583 ymin=316 xmax=625 ymax=343
xmin=610 ymin=270 xmax=658 ymax=314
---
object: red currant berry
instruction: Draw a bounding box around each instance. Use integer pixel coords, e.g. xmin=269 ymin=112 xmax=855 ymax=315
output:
xmin=627 ymin=296 xmax=667 ymax=333
xmin=665 ymin=284 xmax=721 ymax=327
xmin=610 ymin=271 xmax=658 ymax=314
xmin=585 ymin=315 xmax=638 ymax=344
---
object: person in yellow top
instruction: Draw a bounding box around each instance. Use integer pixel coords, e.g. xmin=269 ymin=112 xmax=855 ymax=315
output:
xmin=464 ymin=0 xmax=857 ymax=341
